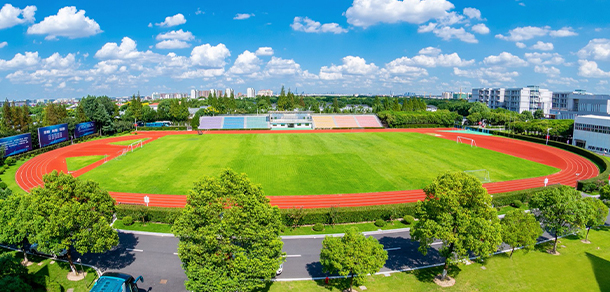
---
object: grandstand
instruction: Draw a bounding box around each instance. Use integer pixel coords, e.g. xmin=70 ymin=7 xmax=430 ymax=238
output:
xmin=245 ymin=116 xmax=270 ymax=129
xmin=197 ymin=113 xmax=383 ymax=130
xmin=222 ymin=117 xmax=245 ymax=129
xmin=269 ymin=111 xmax=313 ymax=129
xmin=199 ymin=117 xmax=223 ymax=130
xmin=311 ymin=114 xmax=383 ymax=129
xmin=198 ymin=116 xmax=270 ymax=130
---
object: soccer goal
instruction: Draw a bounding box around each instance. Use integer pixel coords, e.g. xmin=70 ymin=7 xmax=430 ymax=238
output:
xmin=464 ymin=169 xmax=491 ymax=183
xmin=457 ymin=136 xmax=477 ymax=147
xmin=127 ymin=140 xmax=144 ymax=152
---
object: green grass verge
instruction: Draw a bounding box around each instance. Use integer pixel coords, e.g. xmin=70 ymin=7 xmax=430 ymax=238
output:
xmin=81 ymin=132 xmax=558 ymax=196
xmin=2 ymin=248 xmax=98 ymax=292
xmin=497 ymin=203 xmax=529 ymax=215
xmin=263 ymin=227 xmax=610 ymax=292
xmin=108 ymin=137 xmax=150 ymax=146
xmin=65 ymin=155 xmax=104 ymax=172
xmin=0 ymin=159 xmax=29 ymax=194
xmin=281 ymin=220 xmax=411 ymax=236
xmin=112 ymin=220 xmax=173 ymax=233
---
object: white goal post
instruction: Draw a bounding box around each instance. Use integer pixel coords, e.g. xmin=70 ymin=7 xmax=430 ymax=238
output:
xmin=457 ymin=136 xmax=477 ymax=147
xmin=464 ymin=169 xmax=491 ymax=183
xmin=127 ymin=140 xmax=144 ymax=152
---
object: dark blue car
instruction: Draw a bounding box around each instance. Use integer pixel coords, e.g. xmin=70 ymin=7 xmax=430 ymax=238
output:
xmin=89 ymin=272 xmax=143 ymax=292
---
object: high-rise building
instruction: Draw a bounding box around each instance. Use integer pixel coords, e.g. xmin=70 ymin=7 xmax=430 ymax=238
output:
xmin=471 ymin=86 xmax=552 ymax=115
xmin=258 ymin=89 xmax=273 ymax=97
xmin=225 ymin=88 xmax=234 ymax=97
xmin=550 ymin=90 xmax=610 ymax=119
xmin=247 ymin=88 xmax=256 ymax=98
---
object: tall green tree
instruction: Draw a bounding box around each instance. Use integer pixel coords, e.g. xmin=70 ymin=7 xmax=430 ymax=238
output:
xmin=128 ymin=94 xmax=143 ymax=121
xmin=320 ymin=227 xmax=387 ymax=291
xmin=500 ymin=210 xmax=543 ymax=257
xmin=411 ymin=172 xmax=502 ymax=281
xmin=29 ymin=171 xmax=118 ymax=274
xmin=21 ymin=104 xmax=32 ymax=132
xmin=529 ymin=186 xmax=586 ymax=254
xmin=75 ymin=103 xmax=87 ymax=123
xmin=141 ymin=105 xmax=157 ymax=122
xmin=2 ymin=99 xmax=12 ymax=131
xmin=0 ymin=252 xmax=34 ymax=292
xmin=580 ymin=197 xmax=608 ymax=243
xmin=277 ymin=86 xmax=289 ymax=111
xmin=0 ymin=193 xmax=34 ymax=264
xmin=172 ymin=169 xmax=284 ymax=292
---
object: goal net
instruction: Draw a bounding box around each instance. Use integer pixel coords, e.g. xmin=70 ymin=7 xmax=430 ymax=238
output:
xmin=457 ymin=136 xmax=477 ymax=147
xmin=127 ymin=140 xmax=144 ymax=152
xmin=464 ymin=169 xmax=491 ymax=183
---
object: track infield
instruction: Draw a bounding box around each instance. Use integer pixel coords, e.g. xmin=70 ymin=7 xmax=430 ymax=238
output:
xmin=15 ymin=129 xmax=599 ymax=208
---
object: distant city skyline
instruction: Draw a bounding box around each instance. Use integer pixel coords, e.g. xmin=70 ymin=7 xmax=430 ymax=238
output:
xmin=1 ymin=0 xmax=610 ymax=100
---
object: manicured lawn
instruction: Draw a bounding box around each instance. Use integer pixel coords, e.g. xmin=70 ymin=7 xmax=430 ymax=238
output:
xmin=2 ymin=249 xmax=98 ymax=292
xmin=112 ymin=220 xmax=173 ymax=233
xmin=0 ymin=158 xmax=29 ymax=193
xmin=65 ymin=155 xmax=105 ymax=172
xmin=108 ymin=137 xmax=149 ymax=146
xmin=281 ymin=220 xmax=411 ymax=236
xmin=80 ymin=132 xmax=558 ymax=196
xmin=264 ymin=227 xmax=610 ymax=292
xmin=497 ymin=203 xmax=529 ymax=215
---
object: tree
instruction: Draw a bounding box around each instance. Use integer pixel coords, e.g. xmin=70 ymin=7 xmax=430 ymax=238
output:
xmin=2 ymin=100 xmax=12 ymax=131
xmin=500 ymin=210 xmax=543 ymax=257
xmin=529 ymin=186 xmax=586 ymax=254
xmin=533 ymin=109 xmax=544 ymax=119
xmin=320 ymin=227 xmax=387 ymax=291
xmin=277 ymin=86 xmax=289 ymax=111
xmin=580 ymin=197 xmax=608 ymax=243
xmin=172 ymin=169 xmax=284 ymax=292
xmin=29 ymin=171 xmax=118 ymax=274
xmin=141 ymin=105 xmax=157 ymax=122
xmin=411 ymin=172 xmax=502 ymax=281
xmin=0 ymin=252 xmax=33 ymax=292
xmin=0 ymin=193 xmax=34 ymax=264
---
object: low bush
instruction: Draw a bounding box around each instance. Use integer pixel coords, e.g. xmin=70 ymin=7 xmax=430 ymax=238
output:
xmin=374 ymin=219 xmax=386 ymax=227
xmin=115 ymin=204 xmax=182 ymax=224
xmin=280 ymin=203 xmax=416 ymax=226
xmin=122 ymin=216 xmax=134 ymax=226
xmin=312 ymin=223 xmax=324 ymax=231
xmin=491 ymin=185 xmax=562 ymax=207
xmin=512 ymin=200 xmax=523 ymax=208
xmin=403 ymin=215 xmax=415 ymax=225
xmin=46 ymin=282 xmax=61 ymax=292
xmin=4 ymin=157 xmax=14 ymax=166
xmin=0 ymin=182 xmax=7 ymax=189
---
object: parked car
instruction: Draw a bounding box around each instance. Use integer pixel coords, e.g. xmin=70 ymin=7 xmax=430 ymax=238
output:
xmin=276 ymin=264 xmax=283 ymax=276
xmin=89 ymin=272 xmax=143 ymax=292
xmin=29 ymin=243 xmax=68 ymax=258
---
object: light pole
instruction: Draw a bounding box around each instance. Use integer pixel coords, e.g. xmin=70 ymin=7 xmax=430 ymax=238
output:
xmin=546 ymin=127 xmax=553 ymax=145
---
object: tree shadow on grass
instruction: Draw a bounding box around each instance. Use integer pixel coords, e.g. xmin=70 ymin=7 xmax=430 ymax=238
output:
xmin=586 ymin=252 xmax=610 ymax=292
xmin=412 ymin=264 xmax=462 ymax=283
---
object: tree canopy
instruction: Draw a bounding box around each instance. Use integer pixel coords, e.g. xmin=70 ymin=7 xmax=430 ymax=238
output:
xmin=411 ymin=171 xmax=502 ymax=280
xmin=500 ymin=210 xmax=543 ymax=257
xmin=172 ymin=169 xmax=284 ymax=292
xmin=580 ymin=197 xmax=608 ymax=242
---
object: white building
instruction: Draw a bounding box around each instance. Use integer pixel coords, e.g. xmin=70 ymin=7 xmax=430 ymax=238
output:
xmin=258 ymin=89 xmax=273 ymax=97
xmin=151 ymin=92 xmax=160 ymax=99
xmin=551 ymin=90 xmax=610 ymax=120
xmin=441 ymin=92 xmax=452 ymax=99
xmin=191 ymin=89 xmax=207 ymax=99
xmin=471 ymin=86 xmax=552 ymax=115
xmin=225 ymin=88 xmax=234 ymax=97
xmin=573 ymin=115 xmax=610 ymax=154
xmin=247 ymin=88 xmax=256 ymax=98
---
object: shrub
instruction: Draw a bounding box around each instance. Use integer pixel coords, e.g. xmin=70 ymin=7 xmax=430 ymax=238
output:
xmin=403 ymin=215 xmax=415 ymax=225
xmin=374 ymin=219 xmax=386 ymax=227
xmin=115 ymin=205 xmax=182 ymax=224
xmin=312 ymin=223 xmax=324 ymax=231
xmin=3 ymin=164 xmax=8 ymax=170
xmin=280 ymin=225 xmax=286 ymax=233
xmin=46 ymin=281 xmax=61 ymax=292
xmin=0 ymin=182 xmax=6 ymax=189
xmin=512 ymin=200 xmax=523 ymax=208
xmin=0 ymin=168 xmax=4 ymax=175
xmin=4 ymin=157 xmax=14 ymax=166
xmin=122 ymin=216 xmax=134 ymax=226
xmin=280 ymin=203 xmax=416 ymax=226
xmin=600 ymin=185 xmax=610 ymax=201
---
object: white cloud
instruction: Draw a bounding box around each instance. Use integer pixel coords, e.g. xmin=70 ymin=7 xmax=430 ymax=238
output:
xmin=320 ymin=56 xmax=378 ymax=80
xmin=496 ymin=26 xmax=578 ymax=42
xmin=0 ymin=41 xmax=6 ymax=48
xmin=156 ymin=29 xmax=194 ymax=41
xmin=453 ymin=67 xmax=519 ymax=82
xmin=156 ymin=39 xmax=190 ymax=49
xmin=524 ymin=52 xmax=565 ymax=65
xmin=531 ymin=41 xmax=553 ymax=51
xmin=534 ymin=65 xmax=560 ymax=77
xmin=387 ymin=51 xmax=474 ymax=68
xmin=462 ymin=7 xmax=481 ymax=20
xmin=0 ymin=4 xmax=36 ymax=29
xmin=515 ymin=42 xmax=526 ymax=49
xmin=0 ymin=51 xmax=39 ymax=70
xmin=156 ymin=13 xmax=186 ymax=27
xmin=228 ymin=50 xmax=262 ymax=75
xmin=190 ymin=43 xmax=230 ymax=67
xmin=345 ymin=0 xmax=454 ymax=28
xmin=419 ymin=47 xmax=441 ymax=55
xmin=431 ymin=26 xmax=477 ymax=43
xmin=577 ymin=39 xmax=610 ymax=61
xmin=233 ymin=13 xmax=254 ymax=20
xmin=176 ymin=69 xmax=225 ymax=79
xmin=43 ymin=52 xmax=75 ymax=68
xmin=549 ymin=27 xmax=578 ymax=37
xmin=27 ymin=6 xmax=101 ymax=40
xmin=483 ymin=52 xmax=528 ymax=67
xmin=578 ymin=60 xmax=610 ymax=78
xmin=57 ymin=81 xmax=66 ymax=89
xmin=291 ymin=17 xmax=348 ymax=34
xmin=255 ymin=47 xmax=274 ymax=56
xmin=264 ymin=57 xmax=303 ymax=76
xmin=196 ymin=8 xmax=204 ymax=15
xmin=95 ymin=37 xmax=162 ymax=62
xmin=546 ymin=77 xmax=578 ymax=85
xmin=471 ymin=23 xmax=489 ymax=34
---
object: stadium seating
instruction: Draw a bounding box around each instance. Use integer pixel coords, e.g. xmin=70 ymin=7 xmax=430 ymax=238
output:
xmin=355 ymin=115 xmax=383 ymax=128
xmin=312 ymin=116 xmax=336 ymax=129
xmin=245 ymin=116 xmax=270 ymax=129
xmin=223 ymin=117 xmax=245 ymax=129
xmin=199 ymin=117 xmax=223 ymax=130
xmin=334 ymin=115 xmax=359 ymax=128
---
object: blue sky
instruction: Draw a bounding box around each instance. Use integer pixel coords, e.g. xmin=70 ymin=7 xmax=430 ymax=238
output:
xmin=1 ymin=0 xmax=610 ymax=100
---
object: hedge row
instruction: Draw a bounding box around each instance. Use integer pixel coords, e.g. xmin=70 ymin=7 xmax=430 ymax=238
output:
xmin=491 ymin=184 xmax=562 ymax=207
xmin=491 ymin=131 xmax=610 ymax=191
xmin=115 ymin=204 xmax=182 ymax=224
xmin=377 ymin=110 xmax=461 ymax=128
xmin=279 ymin=204 xmax=416 ymax=226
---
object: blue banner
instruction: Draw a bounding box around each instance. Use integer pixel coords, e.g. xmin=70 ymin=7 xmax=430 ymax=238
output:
xmin=0 ymin=133 xmax=32 ymax=157
xmin=38 ymin=123 xmax=68 ymax=147
xmin=75 ymin=121 xmax=96 ymax=138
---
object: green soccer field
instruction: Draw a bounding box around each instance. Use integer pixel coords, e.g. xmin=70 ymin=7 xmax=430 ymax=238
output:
xmin=79 ymin=132 xmax=559 ymax=196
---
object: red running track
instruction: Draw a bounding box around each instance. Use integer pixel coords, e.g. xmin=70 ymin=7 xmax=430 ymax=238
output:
xmin=15 ymin=129 xmax=599 ymax=209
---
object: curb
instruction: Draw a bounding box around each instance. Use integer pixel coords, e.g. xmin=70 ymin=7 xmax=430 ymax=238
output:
xmin=116 ymin=229 xmax=176 ymax=237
